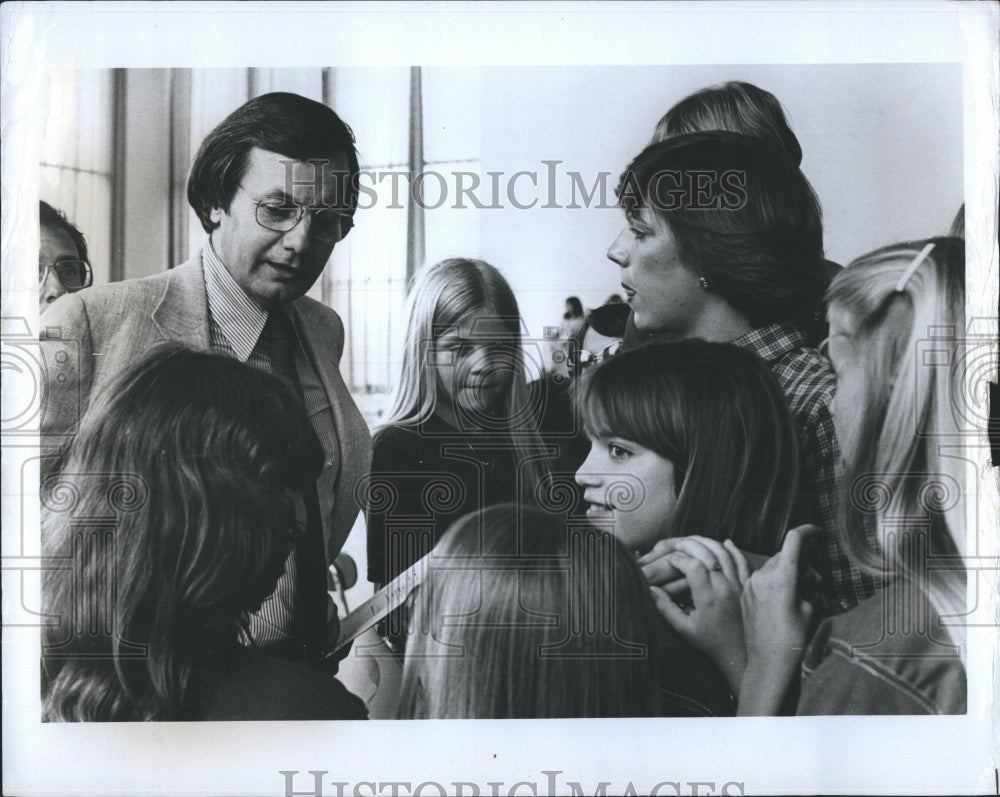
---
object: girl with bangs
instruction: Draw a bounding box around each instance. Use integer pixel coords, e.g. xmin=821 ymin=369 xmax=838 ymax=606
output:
xmin=672 ymin=238 xmax=967 ymax=715
xmin=41 ymin=345 xmax=366 ymax=721
xmin=574 ymin=338 xmax=805 ymax=709
xmin=365 ymin=258 xmax=553 ymax=648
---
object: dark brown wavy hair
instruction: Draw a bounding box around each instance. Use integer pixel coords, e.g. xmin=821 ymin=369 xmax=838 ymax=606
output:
xmin=186 ymin=92 xmax=360 ymax=234
xmin=41 ymin=345 xmax=323 ymax=721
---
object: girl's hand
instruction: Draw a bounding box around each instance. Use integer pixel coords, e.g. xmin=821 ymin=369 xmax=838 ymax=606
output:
xmin=639 ymin=535 xmax=771 ymax=594
xmin=638 ymin=538 xmax=687 ymax=592
xmin=737 ymin=525 xmax=817 ymax=716
xmin=651 ymin=539 xmax=751 ymax=694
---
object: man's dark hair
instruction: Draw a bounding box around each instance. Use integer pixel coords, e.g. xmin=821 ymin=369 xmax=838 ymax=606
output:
xmin=186 ymin=92 xmax=361 ymax=234
xmin=616 ymin=131 xmax=826 ymax=328
xmin=39 ymin=201 xmax=88 ymax=264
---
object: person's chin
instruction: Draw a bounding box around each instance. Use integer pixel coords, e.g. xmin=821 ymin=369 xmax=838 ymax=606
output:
xmin=250 ymin=279 xmax=307 ymax=309
xmin=630 ymin=309 xmax=652 ymax=333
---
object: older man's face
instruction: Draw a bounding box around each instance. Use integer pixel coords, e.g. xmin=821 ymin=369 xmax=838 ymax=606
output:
xmin=211 ymin=147 xmax=350 ymax=309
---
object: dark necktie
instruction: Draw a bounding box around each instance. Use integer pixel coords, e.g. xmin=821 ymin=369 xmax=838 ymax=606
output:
xmin=263 ymin=312 xmax=328 ymax=655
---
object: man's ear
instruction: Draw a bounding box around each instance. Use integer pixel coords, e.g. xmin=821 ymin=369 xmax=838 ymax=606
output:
xmin=209 ymin=207 xmax=223 ymax=224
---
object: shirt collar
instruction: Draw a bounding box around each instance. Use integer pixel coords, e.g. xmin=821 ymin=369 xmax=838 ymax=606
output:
xmin=203 ymin=238 xmax=269 ymax=362
xmin=732 ymin=321 xmax=810 ymax=364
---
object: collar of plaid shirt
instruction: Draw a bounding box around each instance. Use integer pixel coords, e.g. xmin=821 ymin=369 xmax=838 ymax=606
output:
xmin=732 ymin=320 xmax=811 ymax=365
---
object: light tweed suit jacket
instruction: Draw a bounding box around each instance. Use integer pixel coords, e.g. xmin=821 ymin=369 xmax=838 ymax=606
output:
xmin=40 ymin=254 xmax=372 ymax=563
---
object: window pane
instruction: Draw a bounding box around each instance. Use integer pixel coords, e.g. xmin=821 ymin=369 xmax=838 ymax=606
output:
xmin=329 ymin=198 xmax=408 ymax=395
xmin=40 ymin=69 xmax=113 ymax=287
xmin=423 ymin=159 xmax=482 ymax=267
xmin=250 ymin=68 xmax=322 ymax=101
xmin=422 ymin=67 xmax=482 ymax=163
xmin=334 ymin=68 xmax=409 ymax=168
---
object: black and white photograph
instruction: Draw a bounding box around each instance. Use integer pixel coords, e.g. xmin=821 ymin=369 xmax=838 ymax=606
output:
xmin=2 ymin=2 xmax=998 ymax=795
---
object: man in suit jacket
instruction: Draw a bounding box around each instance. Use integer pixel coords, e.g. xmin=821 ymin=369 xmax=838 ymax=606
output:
xmin=41 ymin=92 xmax=371 ymax=662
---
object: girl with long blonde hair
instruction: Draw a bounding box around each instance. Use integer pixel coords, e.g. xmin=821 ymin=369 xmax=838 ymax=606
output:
xmin=365 ymin=258 xmax=552 ymax=644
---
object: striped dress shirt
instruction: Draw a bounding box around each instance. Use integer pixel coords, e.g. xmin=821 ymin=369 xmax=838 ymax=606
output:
xmin=202 ymin=242 xmax=297 ymax=646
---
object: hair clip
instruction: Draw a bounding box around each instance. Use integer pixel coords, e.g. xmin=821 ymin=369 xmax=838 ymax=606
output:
xmin=893 ymin=243 xmax=935 ymax=293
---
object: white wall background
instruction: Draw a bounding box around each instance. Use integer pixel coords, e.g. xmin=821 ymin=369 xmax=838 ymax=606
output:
xmin=469 ymin=63 xmax=963 ymax=340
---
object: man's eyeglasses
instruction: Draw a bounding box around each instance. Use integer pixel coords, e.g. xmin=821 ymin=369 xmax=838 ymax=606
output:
xmin=568 ymin=340 xmax=624 ymax=372
xmin=239 ymin=186 xmax=354 ymax=244
xmin=39 ymin=259 xmax=92 ymax=292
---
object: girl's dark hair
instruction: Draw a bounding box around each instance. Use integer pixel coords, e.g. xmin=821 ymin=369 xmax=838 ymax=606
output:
xmin=186 ymin=92 xmax=360 ymax=234
xmin=617 ymin=131 xmax=826 ymax=329
xmin=399 ymin=504 xmax=663 ymax=718
xmin=577 ymin=339 xmax=799 ymax=555
xmin=41 ymin=345 xmax=324 ymax=721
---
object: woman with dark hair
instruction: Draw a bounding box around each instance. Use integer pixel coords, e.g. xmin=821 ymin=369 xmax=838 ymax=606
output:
xmin=644 ymin=81 xmax=839 ymax=346
xmin=609 ymin=131 xmax=871 ymax=613
xmin=399 ymin=504 xmax=663 ymax=718
xmin=41 ymin=345 xmax=367 ymax=721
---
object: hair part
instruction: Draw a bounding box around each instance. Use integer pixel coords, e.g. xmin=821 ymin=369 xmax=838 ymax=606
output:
xmin=41 ymin=345 xmax=324 ymax=721
xmin=399 ymin=504 xmax=663 ymax=718
xmin=577 ymin=339 xmax=799 ymax=555
xmin=186 ymin=92 xmax=361 ymax=234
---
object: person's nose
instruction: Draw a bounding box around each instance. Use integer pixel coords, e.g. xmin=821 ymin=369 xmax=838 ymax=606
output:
xmin=574 ymin=444 xmax=602 ymax=489
xmin=606 ymin=227 xmax=630 ymax=268
xmin=465 ymin=341 xmax=502 ymax=375
xmin=39 ymin=269 xmax=66 ymax=309
xmin=281 ymin=211 xmax=313 ymax=256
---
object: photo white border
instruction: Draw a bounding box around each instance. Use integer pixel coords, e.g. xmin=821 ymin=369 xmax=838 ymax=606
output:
xmin=3 ymin=3 xmax=998 ymax=795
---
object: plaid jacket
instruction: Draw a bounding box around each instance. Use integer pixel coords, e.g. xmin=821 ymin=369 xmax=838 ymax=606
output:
xmin=735 ymin=322 xmax=878 ymax=612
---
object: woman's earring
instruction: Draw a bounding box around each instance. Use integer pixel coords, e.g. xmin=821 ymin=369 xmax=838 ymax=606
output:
xmin=698 ymin=276 xmax=710 ymax=291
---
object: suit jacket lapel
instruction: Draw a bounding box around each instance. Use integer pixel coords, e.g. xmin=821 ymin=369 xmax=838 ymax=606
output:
xmin=291 ymin=300 xmax=370 ymax=557
xmin=151 ymin=255 xmax=212 ymax=349
xmin=292 ymin=300 xmax=362 ymax=456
